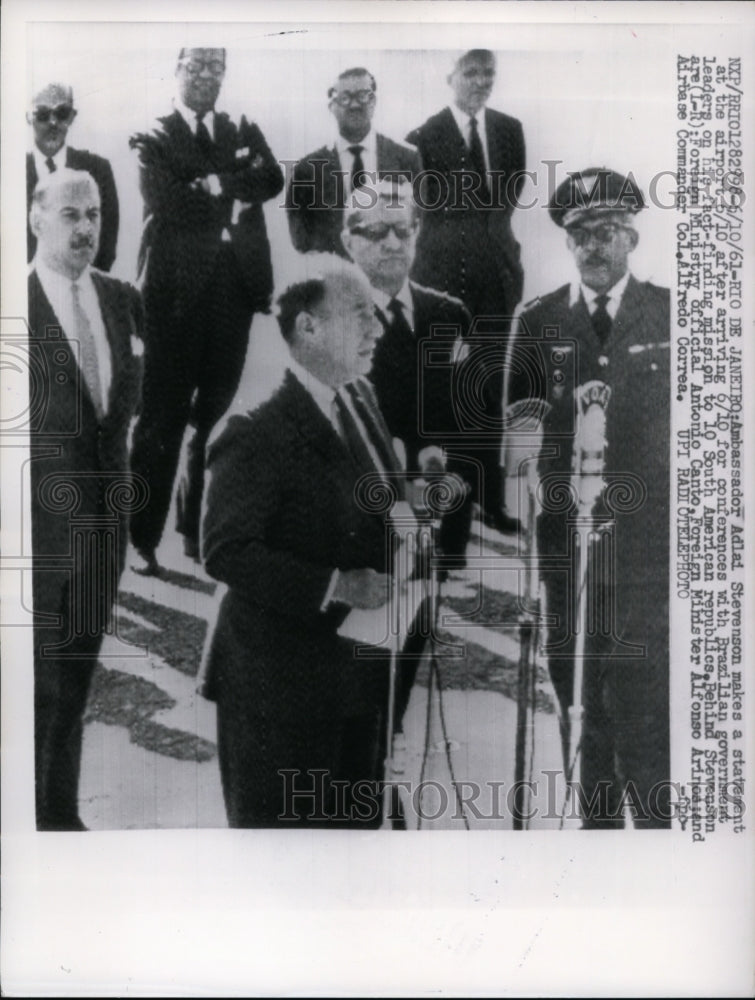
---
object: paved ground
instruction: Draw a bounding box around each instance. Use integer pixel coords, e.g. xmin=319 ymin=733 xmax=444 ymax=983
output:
xmin=78 ymin=506 xmax=567 ymax=832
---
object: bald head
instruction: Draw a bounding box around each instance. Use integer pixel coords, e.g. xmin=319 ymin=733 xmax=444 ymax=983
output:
xmin=28 ymin=83 xmax=77 ymax=158
xmin=30 ymin=168 xmax=101 ymax=279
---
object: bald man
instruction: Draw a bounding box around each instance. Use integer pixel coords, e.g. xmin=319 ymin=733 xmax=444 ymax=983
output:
xmin=26 ymin=82 xmax=120 ymax=271
xmin=28 ymin=168 xmax=142 ymax=830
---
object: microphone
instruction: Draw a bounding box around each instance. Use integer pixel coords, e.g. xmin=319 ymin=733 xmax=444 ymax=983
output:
xmin=572 ymin=380 xmax=611 ymax=512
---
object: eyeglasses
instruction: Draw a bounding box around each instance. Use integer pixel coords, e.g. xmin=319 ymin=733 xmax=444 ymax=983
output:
xmin=32 ymin=105 xmax=75 ymax=124
xmin=567 ymin=223 xmax=630 ymax=247
xmin=350 ymin=222 xmax=415 ymax=242
xmin=178 ymin=59 xmax=226 ymax=77
xmin=331 ymin=89 xmax=375 ymax=107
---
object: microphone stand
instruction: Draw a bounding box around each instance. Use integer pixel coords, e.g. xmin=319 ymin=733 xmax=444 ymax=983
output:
xmin=504 ymin=396 xmax=551 ymax=831
xmin=566 ymin=381 xmax=611 ymax=820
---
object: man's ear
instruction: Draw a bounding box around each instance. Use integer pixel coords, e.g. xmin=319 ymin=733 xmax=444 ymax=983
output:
xmin=294 ymin=309 xmax=316 ymax=341
xmin=627 ymin=228 xmax=639 ymax=251
xmin=340 ymin=230 xmax=354 ymax=260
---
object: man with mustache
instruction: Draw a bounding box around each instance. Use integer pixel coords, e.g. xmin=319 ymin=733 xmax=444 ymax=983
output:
xmin=405 ymin=49 xmax=526 ymax=534
xmin=506 ymin=168 xmax=671 ymax=828
xmin=26 ymin=82 xmax=120 ymax=271
xmin=129 ymin=47 xmax=283 ymax=573
xmin=28 ymin=168 xmax=143 ymax=830
xmin=286 ymin=67 xmax=420 ymax=256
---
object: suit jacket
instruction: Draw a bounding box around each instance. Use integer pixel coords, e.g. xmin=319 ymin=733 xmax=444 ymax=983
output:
xmin=286 ymin=134 xmax=421 ymax=256
xmin=406 ymin=106 xmax=526 ymax=316
xmin=510 ymin=275 xmax=670 ymax=647
xmin=203 ymin=370 xmax=391 ymax=704
xmin=28 ymin=268 xmax=143 ymax=632
xmin=27 ymin=147 xmax=120 ymax=271
xmin=369 ymin=281 xmax=470 ymax=471
xmin=131 ymin=110 xmax=284 ymax=318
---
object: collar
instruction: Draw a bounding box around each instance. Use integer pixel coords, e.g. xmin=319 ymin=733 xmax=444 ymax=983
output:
xmin=286 ymin=355 xmax=337 ymax=423
xmin=570 ymin=271 xmax=632 ymax=314
xmin=35 ymin=255 xmax=94 ymax=297
xmin=32 ymin=144 xmax=67 ymax=174
xmin=173 ymin=97 xmax=216 ymax=136
xmin=335 ymin=128 xmax=375 ymax=158
xmin=372 ymin=279 xmax=412 ymax=318
xmin=448 ymin=102 xmax=486 ymax=136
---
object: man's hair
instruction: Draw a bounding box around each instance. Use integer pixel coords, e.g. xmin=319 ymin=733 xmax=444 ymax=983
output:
xmin=276 ymin=253 xmax=363 ymax=344
xmin=29 ymin=167 xmax=99 ymax=231
xmin=344 ymin=178 xmax=418 ymax=232
xmin=328 ymin=67 xmax=377 ymax=98
xmin=30 ymin=81 xmax=75 ymax=110
xmin=454 ymin=49 xmax=496 ymax=70
xmin=177 ymin=47 xmax=226 ymax=65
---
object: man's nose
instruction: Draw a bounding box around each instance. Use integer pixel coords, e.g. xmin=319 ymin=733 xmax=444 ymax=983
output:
xmin=382 ymin=228 xmax=402 ymax=249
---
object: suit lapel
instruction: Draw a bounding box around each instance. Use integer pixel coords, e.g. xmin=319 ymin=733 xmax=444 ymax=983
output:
xmin=92 ymin=272 xmax=131 ymax=427
xmin=439 ymin=107 xmax=467 ymax=170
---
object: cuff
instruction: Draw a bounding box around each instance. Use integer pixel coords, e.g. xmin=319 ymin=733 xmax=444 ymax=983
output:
xmin=320 ymin=568 xmax=340 ymax=611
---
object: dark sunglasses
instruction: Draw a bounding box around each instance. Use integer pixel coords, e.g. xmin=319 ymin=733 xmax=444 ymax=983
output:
xmin=350 ymin=222 xmax=415 ymax=242
xmin=32 ymin=105 xmax=75 ymax=124
xmin=567 ymin=223 xmax=630 ymax=247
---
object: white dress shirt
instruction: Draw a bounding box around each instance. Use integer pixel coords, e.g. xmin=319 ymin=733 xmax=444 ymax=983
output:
xmin=335 ymin=129 xmax=377 ymax=198
xmin=570 ymin=270 xmax=631 ymax=320
xmin=286 ymin=356 xmax=337 ymax=430
xmin=449 ymin=102 xmax=490 ymax=173
xmin=174 ymin=97 xmax=216 ymax=140
xmin=372 ymin=279 xmax=414 ymax=332
xmin=32 ymin=144 xmax=68 ymax=176
xmin=34 ymin=257 xmax=112 ymax=406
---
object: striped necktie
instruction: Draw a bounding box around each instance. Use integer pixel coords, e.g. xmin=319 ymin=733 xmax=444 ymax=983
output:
xmin=333 ymin=378 xmax=403 ymax=483
xmin=71 ymin=282 xmax=105 ymax=420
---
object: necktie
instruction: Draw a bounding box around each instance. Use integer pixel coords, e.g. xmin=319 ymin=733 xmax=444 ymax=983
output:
xmin=348 ymin=144 xmax=366 ymax=190
xmin=71 ymin=282 xmax=104 ymax=420
xmin=45 ymin=157 xmax=57 ymax=173
xmin=387 ymin=298 xmax=413 ymax=341
xmin=333 ymin=380 xmax=402 ymax=482
xmin=591 ymin=293 xmax=612 ymax=347
xmin=468 ymin=117 xmax=489 ymax=198
xmin=195 ymin=113 xmax=213 ymax=156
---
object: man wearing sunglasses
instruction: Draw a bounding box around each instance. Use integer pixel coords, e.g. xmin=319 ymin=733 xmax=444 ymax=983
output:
xmin=286 ymin=67 xmax=420 ymax=256
xmin=26 ymin=82 xmax=120 ymax=272
xmin=128 ymin=47 xmax=284 ymax=574
xmin=506 ymin=168 xmax=671 ymax=829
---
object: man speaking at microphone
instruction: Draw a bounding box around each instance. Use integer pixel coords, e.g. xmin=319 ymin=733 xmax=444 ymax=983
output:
xmin=506 ymin=168 xmax=670 ymax=828
xmin=201 ymin=254 xmax=401 ymax=828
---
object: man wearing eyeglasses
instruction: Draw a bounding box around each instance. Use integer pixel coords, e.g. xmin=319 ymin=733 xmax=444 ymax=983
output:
xmin=506 ymin=168 xmax=671 ymax=829
xmin=128 ymin=47 xmax=284 ymax=574
xmin=26 ymin=83 xmax=120 ymax=271
xmin=286 ymin=67 xmax=420 ymax=256
xmin=342 ymin=181 xmax=476 ymax=737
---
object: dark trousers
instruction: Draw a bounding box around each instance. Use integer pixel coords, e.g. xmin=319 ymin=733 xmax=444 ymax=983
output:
xmin=34 ymin=582 xmax=103 ymax=831
xmin=544 ymin=556 xmax=671 ymax=830
xmin=130 ymin=246 xmax=255 ymax=554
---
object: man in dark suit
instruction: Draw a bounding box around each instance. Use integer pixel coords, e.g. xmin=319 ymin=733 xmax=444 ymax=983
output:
xmin=286 ymin=67 xmax=421 ymax=256
xmin=28 ymin=168 xmax=143 ymax=831
xmin=27 ymin=83 xmax=120 ymax=271
xmin=202 ymin=255 xmax=396 ymax=828
xmin=406 ymin=50 xmax=526 ymax=529
xmin=506 ymin=168 xmax=670 ymax=828
xmin=341 ymin=182 xmax=475 ymax=736
xmin=341 ymin=181 xmax=474 ymax=558
xmin=128 ymin=47 xmax=284 ymax=572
